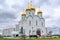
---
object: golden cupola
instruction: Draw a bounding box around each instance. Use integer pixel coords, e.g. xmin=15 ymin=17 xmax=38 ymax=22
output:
xmin=21 ymin=12 xmax=26 ymax=16
xmin=26 ymin=7 xmax=31 ymax=11
xmin=26 ymin=0 xmax=35 ymax=11
xmin=37 ymin=7 xmax=42 ymax=14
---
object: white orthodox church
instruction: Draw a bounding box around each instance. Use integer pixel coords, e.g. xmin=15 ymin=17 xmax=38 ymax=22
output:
xmin=2 ymin=1 xmax=47 ymax=37
xmin=14 ymin=1 xmax=47 ymax=37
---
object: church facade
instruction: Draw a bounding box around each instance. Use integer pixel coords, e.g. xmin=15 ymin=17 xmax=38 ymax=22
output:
xmin=15 ymin=1 xmax=47 ymax=37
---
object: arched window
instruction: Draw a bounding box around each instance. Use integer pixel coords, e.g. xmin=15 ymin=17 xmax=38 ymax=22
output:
xmin=42 ymin=22 xmax=43 ymax=27
xmin=21 ymin=27 xmax=23 ymax=34
xmin=36 ymin=20 xmax=38 ymax=26
xmin=29 ymin=12 xmax=30 ymax=14
xmin=29 ymin=21 xmax=31 ymax=26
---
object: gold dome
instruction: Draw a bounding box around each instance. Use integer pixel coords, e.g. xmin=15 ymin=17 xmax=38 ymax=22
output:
xmin=26 ymin=0 xmax=35 ymax=11
xmin=26 ymin=7 xmax=31 ymax=11
xmin=30 ymin=6 xmax=35 ymax=11
xmin=21 ymin=13 xmax=26 ymax=16
xmin=26 ymin=6 xmax=35 ymax=11
xmin=37 ymin=8 xmax=42 ymax=14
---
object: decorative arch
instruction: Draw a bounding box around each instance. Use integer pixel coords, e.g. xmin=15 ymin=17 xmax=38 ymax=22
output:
xmin=36 ymin=29 xmax=41 ymax=36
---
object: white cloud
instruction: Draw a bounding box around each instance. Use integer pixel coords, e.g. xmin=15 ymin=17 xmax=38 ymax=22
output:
xmin=0 ymin=0 xmax=26 ymax=34
xmin=0 ymin=0 xmax=60 ymax=29
xmin=53 ymin=6 xmax=60 ymax=18
xmin=45 ymin=6 xmax=60 ymax=27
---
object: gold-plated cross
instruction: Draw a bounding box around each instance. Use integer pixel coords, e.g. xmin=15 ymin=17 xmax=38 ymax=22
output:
xmin=28 ymin=0 xmax=32 ymax=7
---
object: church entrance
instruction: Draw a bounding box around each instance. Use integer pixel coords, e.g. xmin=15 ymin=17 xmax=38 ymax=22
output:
xmin=36 ymin=29 xmax=41 ymax=37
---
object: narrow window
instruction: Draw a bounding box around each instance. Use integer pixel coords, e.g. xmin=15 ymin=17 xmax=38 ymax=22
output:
xmin=29 ymin=12 xmax=30 ymax=14
xmin=42 ymin=31 xmax=43 ymax=33
xmin=29 ymin=21 xmax=31 ymax=26
xmin=36 ymin=20 xmax=37 ymax=26
xmin=42 ymin=22 xmax=43 ymax=27
xmin=21 ymin=27 xmax=23 ymax=34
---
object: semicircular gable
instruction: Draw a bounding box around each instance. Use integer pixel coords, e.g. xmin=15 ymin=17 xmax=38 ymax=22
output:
xmin=26 ymin=15 xmax=33 ymax=19
xmin=34 ymin=15 xmax=41 ymax=21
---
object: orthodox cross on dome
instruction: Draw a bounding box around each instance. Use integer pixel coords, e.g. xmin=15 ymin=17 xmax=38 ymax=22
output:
xmin=39 ymin=6 xmax=42 ymax=11
xmin=26 ymin=0 xmax=35 ymax=11
xmin=28 ymin=0 xmax=32 ymax=7
xmin=39 ymin=6 xmax=41 ymax=11
xmin=37 ymin=6 xmax=42 ymax=14
xmin=29 ymin=0 xmax=32 ymax=7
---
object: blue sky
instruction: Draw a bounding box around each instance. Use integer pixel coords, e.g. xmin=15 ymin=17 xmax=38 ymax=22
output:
xmin=0 ymin=0 xmax=60 ymax=29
